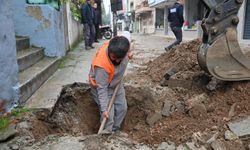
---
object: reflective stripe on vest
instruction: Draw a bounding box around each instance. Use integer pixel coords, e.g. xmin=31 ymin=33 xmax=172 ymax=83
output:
xmin=89 ymin=42 xmax=115 ymax=87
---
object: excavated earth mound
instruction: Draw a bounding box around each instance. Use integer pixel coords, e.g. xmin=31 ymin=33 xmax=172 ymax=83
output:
xmin=22 ymin=40 xmax=250 ymax=149
xmin=124 ymin=39 xmax=250 ymax=148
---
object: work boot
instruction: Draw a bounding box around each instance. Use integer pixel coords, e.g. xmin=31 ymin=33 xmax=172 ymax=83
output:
xmin=85 ymin=46 xmax=91 ymax=50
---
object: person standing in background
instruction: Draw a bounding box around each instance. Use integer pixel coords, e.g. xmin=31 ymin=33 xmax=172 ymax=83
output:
xmin=82 ymin=0 xmax=96 ymax=50
xmin=93 ymin=3 xmax=100 ymax=43
xmin=165 ymin=0 xmax=185 ymax=51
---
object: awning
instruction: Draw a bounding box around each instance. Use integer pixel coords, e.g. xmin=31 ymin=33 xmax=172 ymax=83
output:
xmin=135 ymin=7 xmax=153 ymax=14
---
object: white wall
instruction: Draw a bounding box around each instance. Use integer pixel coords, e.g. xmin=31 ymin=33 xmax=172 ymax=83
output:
xmin=238 ymin=0 xmax=250 ymax=46
xmin=66 ymin=2 xmax=83 ymax=50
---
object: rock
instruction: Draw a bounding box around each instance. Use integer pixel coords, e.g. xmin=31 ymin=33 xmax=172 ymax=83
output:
xmin=163 ymin=67 xmax=178 ymax=80
xmin=134 ymin=144 xmax=140 ymax=149
xmin=16 ymin=122 xmax=30 ymax=130
xmin=146 ymin=112 xmax=162 ymax=126
xmin=119 ymin=132 xmax=128 ymax=138
xmin=161 ymin=101 xmax=173 ymax=117
xmin=176 ymin=145 xmax=186 ymax=150
xmin=228 ymin=116 xmax=250 ymax=138
xmin=206 ymin=77 xmax=224 ymax=91
xmin=206 ymin=132 xmax=219 ymax=144
xmin=193 ymin=132 xmax=206 ymax=144
xmin=211 ymin=140 xmax=226 ymax=150
xmin=224 ymin=130 xmax=238 ymax=141
xmin=175 ymin=101 xmax=185 ymax=113
xmin=10 ymin=144 xmax=19 ymax=150
xmin=211 ymin=126 xmax=218 ymax=131
xmin=185 ymin=142 xmax=207 ymax=150
xmin=164 ymin=79 xmax=193 ymax=89
xmin=78 ymin=136 xmax=87 ymax=142
xmin=0 ymin=126 xmax=17 ymax=142
xmin=186 ymin=93 xmax=208 ymax=109
xmin=157 ymin=142 xmax=176 ymax=150
xmin=188 ymin=104 xmax=207 ymax=119
xmin=187 ymin=97 xmax=208 ymax=118
xmin=0 ymin=145 xmax=9 ymax=150
xmin=51 ymin=137 xmax=84 ymax=150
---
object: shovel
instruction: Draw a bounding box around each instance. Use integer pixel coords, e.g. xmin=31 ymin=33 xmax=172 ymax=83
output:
xmin=97 ymin=78 xmax=123 ymax=134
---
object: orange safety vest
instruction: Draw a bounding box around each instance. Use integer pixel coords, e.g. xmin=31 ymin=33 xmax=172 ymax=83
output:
xmin=89 ymin=42 xmax=115 ymax=87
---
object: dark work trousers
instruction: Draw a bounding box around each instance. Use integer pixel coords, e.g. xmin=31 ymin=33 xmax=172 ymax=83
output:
xmin=94 ymin=24 xmax=100 ymax=41
xmin=167 ymin=26 xmax=183 ymax=49
xmin=84 ymin=23 xmax=96 ymax=47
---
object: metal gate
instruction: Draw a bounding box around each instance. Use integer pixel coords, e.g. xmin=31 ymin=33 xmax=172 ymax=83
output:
xmin=244 ymin=0 xmax=250 ymax=39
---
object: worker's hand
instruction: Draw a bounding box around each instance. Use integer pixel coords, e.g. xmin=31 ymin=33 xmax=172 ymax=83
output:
xmin=102 ymin=111 xmax=109 ymax=119
xmin=127 ymin=51 xmax=133 ymax=59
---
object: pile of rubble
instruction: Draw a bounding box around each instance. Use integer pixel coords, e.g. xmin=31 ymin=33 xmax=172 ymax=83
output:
xmin=123 ymin=39 xmax=250 ymax=149
xmin=1 ymin=39 xmax=250 ymax=150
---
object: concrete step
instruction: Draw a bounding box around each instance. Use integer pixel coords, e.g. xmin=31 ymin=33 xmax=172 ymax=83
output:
xmin=19 ymin=57 xmax=61 ymax=104
xmin=16 ymin=36 xmax=30 ymax=51
xmin=17 ymin=47 xmax=44 ymax=72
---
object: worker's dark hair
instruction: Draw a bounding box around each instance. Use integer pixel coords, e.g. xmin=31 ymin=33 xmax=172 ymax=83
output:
xmin=108 ymin=36 xmax=130 ymax=58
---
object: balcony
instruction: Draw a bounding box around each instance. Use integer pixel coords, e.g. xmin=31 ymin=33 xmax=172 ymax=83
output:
xmin=135 ymin=0 xmax=153 ymax=15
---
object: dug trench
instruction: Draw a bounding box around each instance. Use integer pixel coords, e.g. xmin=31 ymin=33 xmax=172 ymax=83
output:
xmin=28 ymin=39 xmax=250 ymax=149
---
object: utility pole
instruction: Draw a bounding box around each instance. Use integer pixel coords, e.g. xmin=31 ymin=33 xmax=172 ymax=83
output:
xmin=111 ymin=0 xmax=117 ymax=36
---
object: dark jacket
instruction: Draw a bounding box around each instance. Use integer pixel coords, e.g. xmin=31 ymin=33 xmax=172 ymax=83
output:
xmin=168 ymin=2 xmax=184 ymax=28
xmin=81 ymin=3 xmax=94 ymax=25
xmin=93 ymin=9 xmax=100 ymax=25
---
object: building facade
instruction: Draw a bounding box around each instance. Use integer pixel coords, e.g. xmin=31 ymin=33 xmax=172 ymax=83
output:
xmin=148 ymin=0 xmax=175 ymax=35
xmin=238 ymin=0 xmax=250 ymax=45
xmin=147 ymin=0 xmax=250 ymax=45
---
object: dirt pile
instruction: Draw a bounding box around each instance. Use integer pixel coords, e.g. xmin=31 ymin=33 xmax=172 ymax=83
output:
xmin=145 ymin=39 xmax=202 ymax=82
xmin=123 ymin=39 xmax=250 ymax=148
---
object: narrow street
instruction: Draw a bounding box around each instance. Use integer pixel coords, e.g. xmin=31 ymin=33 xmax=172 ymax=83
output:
xmin=1 ymin=33 xmax=250 ymax=149
xmin=1 ymin=0 xmax=250 ymax=149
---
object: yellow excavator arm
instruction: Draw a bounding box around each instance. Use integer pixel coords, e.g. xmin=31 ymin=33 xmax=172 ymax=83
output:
xmin=198 ymin=0 xmax=250 ymax=81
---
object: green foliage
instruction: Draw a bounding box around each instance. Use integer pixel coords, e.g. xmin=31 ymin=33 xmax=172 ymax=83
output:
xmin=10 ymin=107 xmax=30 ymax=117
xmin=0 ymin=107 xmax=30 ymax=131
xmin=0 ymin=117 xmax=10 ymax=130
xmin=70 ymin=0 xmax=86 ymax=21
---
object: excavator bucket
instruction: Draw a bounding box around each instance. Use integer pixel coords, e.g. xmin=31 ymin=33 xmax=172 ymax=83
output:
xmin=197 ymin=0 xmax=250 ymax=81
xmin=198 ymin=28 xmax=250 ymax=81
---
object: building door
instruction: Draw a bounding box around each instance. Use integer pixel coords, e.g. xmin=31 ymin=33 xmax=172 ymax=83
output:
xmin=155 ymin=8 xmax=164 ymax=29
xmin=244 ymin=0 xmax=250 ymax=39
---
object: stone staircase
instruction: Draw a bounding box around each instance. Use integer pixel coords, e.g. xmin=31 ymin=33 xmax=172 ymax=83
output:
xmin=16 ymin=36 xmax=61 ymax=104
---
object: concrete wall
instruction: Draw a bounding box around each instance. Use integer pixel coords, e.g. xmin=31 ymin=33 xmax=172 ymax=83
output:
xmin=238 ymin=0 xmax=250 ymax=46
xmin=10 ymin=0 xmax=66 ymax=57
xmin=65 ymin=2 xmax=83 ymax=50
xmin=0 ymin=0 xmax=19 ymax=112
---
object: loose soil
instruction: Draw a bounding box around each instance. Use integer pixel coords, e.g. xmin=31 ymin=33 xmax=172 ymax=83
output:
xmin=28 ymin=40 xmax=250 ymax=149
xmin=30 ymin=83 xmax=100 ymax=140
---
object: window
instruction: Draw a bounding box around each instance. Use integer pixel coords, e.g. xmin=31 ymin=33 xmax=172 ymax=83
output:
xmin=244 ymin=0 xmax=250 ymax=39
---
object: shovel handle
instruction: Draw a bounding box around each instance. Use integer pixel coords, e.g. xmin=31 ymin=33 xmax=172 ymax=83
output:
xmin=97 ymin=79 xmax=123 ymax=134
